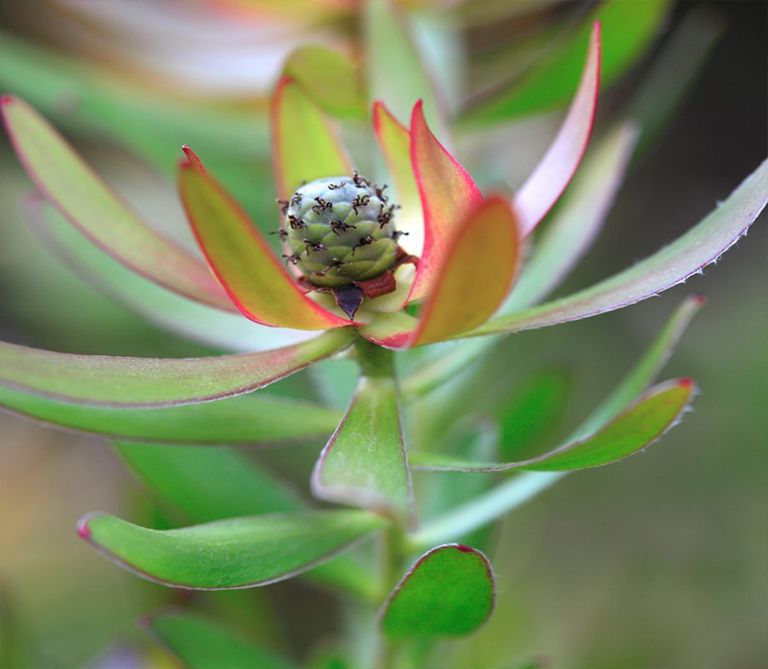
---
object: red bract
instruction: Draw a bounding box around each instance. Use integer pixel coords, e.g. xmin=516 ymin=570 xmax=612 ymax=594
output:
xmin=172 ymin=24 xmax=600 ymax=348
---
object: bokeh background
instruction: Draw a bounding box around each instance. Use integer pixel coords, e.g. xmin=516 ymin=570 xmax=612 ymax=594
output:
xmin=0 ymin=1 xmax=765 ymax=667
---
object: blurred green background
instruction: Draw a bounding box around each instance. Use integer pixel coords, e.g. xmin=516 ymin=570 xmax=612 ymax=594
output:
xmin=0 ymin=1 xmax=765 ymax=667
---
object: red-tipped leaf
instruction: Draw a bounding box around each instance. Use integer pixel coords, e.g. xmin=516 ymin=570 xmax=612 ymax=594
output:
xmin=179 ymin=148 xmax=354 ymax=330
xmin=513 ymin=22 xmax=602 ymax=238
xmin=407 ymin=101 xmax=484 ymax=303
xmin=0 ymin=329 xmax=356 ymax=407
xmin=0 ymin=96 xmax=234 ymax=312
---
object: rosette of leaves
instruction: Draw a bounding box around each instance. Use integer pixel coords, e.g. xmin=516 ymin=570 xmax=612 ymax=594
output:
xmin=0 ymin=2 xmax=766 ymax=667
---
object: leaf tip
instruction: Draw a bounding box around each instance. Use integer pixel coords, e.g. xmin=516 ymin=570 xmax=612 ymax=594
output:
xmin=678 ymin=378 xmax=695 ymax=389
xmin=76 ymin=512 xmax=100 ymax=540
xmin=0 ymin=95 xmax=15 ymax=107
xmin=693 ymin=294 xmax=707 ymax=306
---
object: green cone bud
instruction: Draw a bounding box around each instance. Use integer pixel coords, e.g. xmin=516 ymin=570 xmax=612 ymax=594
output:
xmin=280 ymin=174 xmax=401 ymax=288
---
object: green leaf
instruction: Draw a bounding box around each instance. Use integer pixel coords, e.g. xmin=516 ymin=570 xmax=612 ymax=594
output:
xmin=408 ymin=295 xmax=703 ymax=549
xmin=27 ymin=198 xmax=313 ymax=352
xmin=463 ymin=159 xmax=768 ymax=339
xmin=461 ymin=0 xmax=671 ymax=124
xmin=504 ymin=122 xmax=640 ymax=313
xmin=271 ymin=77 xmax=351 ymax=200
xmin=1 ymin=388 xmax=340 ymax=445
xmin=142 ymin=611 xmax=298 ymax=669
xmin=179 ymin=148 xmax=352 ymax=330
xmin=381 ymin=544 xmax=495 ymax=638
xmin=498 ymin=368 xmax=571 ymax=460
xmin=284 ymin=45 xmax=366 ymax=120
xmin=0 ymin=329 xmax=355 ymax=407
xmin=0 ymin=96 xmax=234 ymax=312
xmin=364 ymin=0 xmax=450 ymax=142
xmin=312 ymin=346 xmax=412 ymax=523
xmin=114 ymin=443 xmax=381 ymax=601
xmin=78 ymin=510 xmax=386 ymax=589
xmin=411 ymin=379 xmax=694 ymax=472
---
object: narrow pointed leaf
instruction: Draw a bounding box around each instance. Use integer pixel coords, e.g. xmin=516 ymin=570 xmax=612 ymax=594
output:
xmin=28 ymin=198 xmax=313 ymax=352
xmin=143 ymin=612 xmax=298 ymax=669
xmin=505 ymin=122 xmax=639 ymax=312
xmin=372 ymin=102 xmax=423 ymax=255
xmin=78 ymin=510 xmax=386 ymax=589
xmin=284 ymin=45 xmax=366 ymax=120
xmin=461 ymin=0 xmax=669 ymax=124
xmin=312 ymin=358 xmax=412 ymax=522
xmin=271 ymin=77 xmax=351 ymax=200
xmin=179 ymin=149 xmax=351 ymax=330
xmin=411 ymin=379 xmax=694 ymax=472
xmin=381 ymin=544 xmax=495 ymax=639
xmin=410 ymin=198 xmax=520 ymax=346
xmin=364 ymin=0 xmax=450 ymax=143
xmin=0 ymin=387 xmax=340 ymax=444
xmin=408 ymin=101 xmax=484 ymax=303
xmin=0 ymin=96 xmax=234 ymax=311
xmin=0 ymin=329 xmax=355 ymax=407
xmin=513 ymin=22 xmax=601 ymax=237
xmin=461 ymin=159 xmax=768 ymax=339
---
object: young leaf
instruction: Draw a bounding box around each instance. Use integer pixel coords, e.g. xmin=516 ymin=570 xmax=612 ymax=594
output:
xmin=271 ymin=77 xmax=351 ymax=200
xmin=380 ymin=544 xmax=495 ymax=639
xmin=283 ymin=45 xmax=366 ymax=120
xmin=407 ymin=101 xmax=484 ymax=303
xmin=505 ymin=122 xmax=639 ymax=312
xmin=0 ymin=329 xmax=355 ymax=407
xmin=372 ymin=102 xmax=423 ymax=255
xmin=513 ymin=22 xmax=602 ymax=237
xmin=77 ymin=510 xmax=387 ymax=589
xmin=27 ymin=198 xmax=314 ymax=352
xmin=461 ymin=0 xmax=670 ymax=123
xmin=179 ymin=148 xmax=353 ymax=330
xmin=143 ymin=612 xmax=298 ymax=669
xmin=411 ymin=379 xmax=695 ymax=472
xmin=364 ymin=0 xmax=449 ymax=143
xmin=1 ymin=388 xmax=340 ymax=445
xmin=462 ymin=158 xmax=768 ymax=339
xmin=312 ymin=361 xmax=413 ymax=523
xmin=0 ymin=96 xmax=234 ymax=312
xmin=410 ymin=197 xmax=520 ymax=346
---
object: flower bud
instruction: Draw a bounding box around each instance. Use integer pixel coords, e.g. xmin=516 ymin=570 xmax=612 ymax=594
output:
xmin=280 ymin=174 xmax=400 ymax=288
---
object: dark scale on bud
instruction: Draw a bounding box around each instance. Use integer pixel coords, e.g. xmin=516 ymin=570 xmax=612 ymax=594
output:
xmin=281 ymin=174 xmax=402 ymax=290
